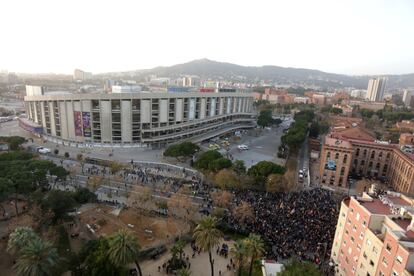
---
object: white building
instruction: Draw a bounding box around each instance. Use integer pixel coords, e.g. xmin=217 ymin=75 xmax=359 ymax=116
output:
xmin=350 ymin=89 xmax=367 ymax=99
xmin=293 ymin=96 xmax=310 ymax=104
xmin=403 ymin=90 xmax=412 ymax=107
xmin=111 ymin=85 xmax=142 ymax=93
xmin=366 ymin=77 xmax=387 ymax=102
xmin=73 ymin=69 xmax=92 ymax=81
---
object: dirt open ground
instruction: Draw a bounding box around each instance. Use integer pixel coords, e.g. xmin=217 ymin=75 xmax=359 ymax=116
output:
xmin=78 ymin=204 xmax=190 ymax=247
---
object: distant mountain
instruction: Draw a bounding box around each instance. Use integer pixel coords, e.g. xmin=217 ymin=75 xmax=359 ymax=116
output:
xmin=113 ymin=59 xmax=414 ymax=90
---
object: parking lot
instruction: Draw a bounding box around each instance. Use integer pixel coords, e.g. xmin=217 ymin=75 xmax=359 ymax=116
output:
xmin=201 ymin=117 xmax=293 ymax=169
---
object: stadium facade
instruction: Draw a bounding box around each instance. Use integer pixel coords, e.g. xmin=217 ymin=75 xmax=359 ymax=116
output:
xmin=23 ymin=92 xmax=255 ymax=147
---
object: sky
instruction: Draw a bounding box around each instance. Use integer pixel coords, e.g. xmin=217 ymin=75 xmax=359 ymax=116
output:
xmin=1 ymin=0 xmax=413 ymax=75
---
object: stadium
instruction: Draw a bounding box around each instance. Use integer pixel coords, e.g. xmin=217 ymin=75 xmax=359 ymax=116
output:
xmin=23 ymin=90 xmax=255 ymax=148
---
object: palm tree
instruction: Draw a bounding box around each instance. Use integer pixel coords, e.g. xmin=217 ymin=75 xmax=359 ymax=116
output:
xmin=7 ymin=226 xmax=40 ymax=255
xmin=193 ymin=216 xmax=222 ymax=276
xmin=177 ymin=267 xmax=191 ymax=276
xmin=230 ymin=239 xmax=247 ymax=276
xmin=14 ymin=239 xmax=59 ymax=276
xmin=245 ymin=234 xmax=265 ymax=276
xmin=107 ymin=230 xmax=142 ymax=276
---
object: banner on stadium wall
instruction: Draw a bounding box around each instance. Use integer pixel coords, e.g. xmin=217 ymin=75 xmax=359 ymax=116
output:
xmin=82 ymin=112 xmax=91 ymax=137
xmin=74 ymin=111 xmax=83 ymax=136
xmin=189 ymin=98 xmax=195 ymax=120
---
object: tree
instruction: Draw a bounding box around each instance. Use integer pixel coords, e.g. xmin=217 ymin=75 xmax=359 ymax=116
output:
xmin=64 ymin=152 xmax=70 ymax=158
xmin=214 ymin=169 xmax=239 ymax=189
xmin=232 ymin=160 xmax=246 ymax=174
xmin=232 ymin=201 xmax=254 ymax=227
xmin=109 ymin=161 xmax=123 ymax=175
xmin=193 ymin=216 xmax=223 ymax=276
xmin=76 ymin=153 xmax=86 ymax=174
xmin=257 ymin=109 xmax=273 ymax=128
xmin=194 ymin=150 xmax=222 ymax=170
xmin=108 ymin=230 xmax=142 ymax=276
xmin=169 ymin=239 xmax=186 ymax=270
xmin=0 ymin=177 xmax=13 ymax=216
xmin=266 ymin=174 xmax=288 ymax=193
xmin=54 ymin=149 xmax=59 ymax=155
xmin=168 ymin=188 xmax=196 ymax=231
xmin=245 ymin=234 xmax=265 ymax=276
xmin=278 ymin=258 xmax=321 ymax=276
xmin=0 ymin=136 xmax=26 ymax=150
xmin=41 ymin=190 xmax=77 ymax=223
xmin=72 ymin=187 xmax=96 ymax=204
xmin=7 ymin=227 xmax=41 ymax=255
xmin=164 ymin=142 xmax=199 ymax=159
xmin=247 ymin=161 xmax=285 ymax=186
xmin=231 ymin=239 xmax=248 ymax=276
xmin=210 ymin=190 xmax=233 ymax=208
xmin=14 ymin=238 xmax=59 ymax=276
xmin=208 ymin=157 xmax=232 ymax=172
xmin=81 ymin=238 xmax=124 ymax=276
xmin=177 ymin=267 xmax=191 ymax=276
xmin=88 ymin=175 xmax=104 ymax=191
xmin=49 ymin=166 xmax=69 ymax=182
xmin=127 ymin=186 xmax=153 ymax=212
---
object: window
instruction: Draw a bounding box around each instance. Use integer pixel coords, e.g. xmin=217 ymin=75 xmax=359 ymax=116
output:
xmin=396 ymin=255 xmax=403 ymax=264
xmin=386 ymin=243 xmax=392 ymax=252
xmin=382 ymin=257 xmax=388 ymax=266
xmin=335 ymin=153 xmax=339 ymax=159
xmin=343 ymin=154 xmax=348 ymax=163
xmin=363 ymin=220 xmax=367 ymax=227
xmin=356 ymin=148 xmax=360 ymax=156
xmin=366 ymin=239 xmax=371 ymax=246
xmin=363 ymin=252 xmax=367 ymax=259
xmin=351 ymin=236 xmax=355 ymax=243
xmin=359 ymin=232 xmax=364 ymax=240
xmin=371 ymin=151 xmax=375 ymax=159
xmin=327 ymin=152 xmax=331 ymax=159
xmin=369 ymin=260 xmax=374 ymax=266
xmin=356 ymin=213 xmax=360 ymax=221
xmin=392 ymin=271 xmax=398 ymax=276
xmin=363 ymin=149 xmax=367 ymax=157
xmin=379 ymin=271 xmax=385 ymax=276
xmin=353 ymin=225 xmax=357 ymax=232
xmin=348 ymin=247 xmax=352 ymax=254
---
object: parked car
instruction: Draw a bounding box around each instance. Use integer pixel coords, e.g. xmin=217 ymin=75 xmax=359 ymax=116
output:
xmin=37 ymin=147 xmax=51 ymax=154
xmin=238 ymin=144 xmax=249 ymax=150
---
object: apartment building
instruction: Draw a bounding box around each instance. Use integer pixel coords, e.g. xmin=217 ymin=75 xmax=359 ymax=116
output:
xmin=331 ymin=191 xmax=414 ymax=276
xmin=320 ymin=128 xmax=414 ymax=195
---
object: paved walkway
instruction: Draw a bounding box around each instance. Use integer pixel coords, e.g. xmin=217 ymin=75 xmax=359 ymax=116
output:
xmin=141 ymin=242 xmax=236 ymax=276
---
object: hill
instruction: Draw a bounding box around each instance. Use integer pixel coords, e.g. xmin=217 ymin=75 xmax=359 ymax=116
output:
xmin=110 ymin=59 xmax=414 ymax=89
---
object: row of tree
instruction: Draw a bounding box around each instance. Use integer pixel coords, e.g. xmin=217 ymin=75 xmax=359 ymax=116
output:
xmin=7 ymin=227 xmax=143 ymax=276
xmin=281 ymin=110 xmax=315 ymax=152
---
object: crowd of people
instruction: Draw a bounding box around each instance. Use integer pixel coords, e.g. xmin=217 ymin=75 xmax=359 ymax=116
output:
xmin=227 ymin=188 xmax=341 ymax=263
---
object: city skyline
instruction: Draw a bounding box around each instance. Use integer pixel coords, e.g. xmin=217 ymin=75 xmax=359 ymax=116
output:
xmin=1 ymin=0 xmax=413 ymax=75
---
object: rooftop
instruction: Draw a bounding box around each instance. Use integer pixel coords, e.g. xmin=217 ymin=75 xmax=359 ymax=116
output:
xmin=331 ymin=126 xmax=376 ymax=141
xmin=360 ymin=198 xmax=392 ymax=215
xmin=325 ymin=136 xmax=353 ymax=149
